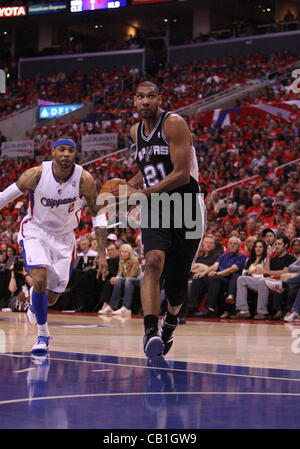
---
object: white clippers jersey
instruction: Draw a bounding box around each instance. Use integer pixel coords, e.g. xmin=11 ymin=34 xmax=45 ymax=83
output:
xmin=20 ymin=161 xmax=83 ymax=235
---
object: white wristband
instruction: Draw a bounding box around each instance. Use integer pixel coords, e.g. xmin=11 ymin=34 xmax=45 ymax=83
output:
xmin=0 ymin=183 xmax=23 ymax=210
xmin=92 ymin=213 xmax=108 ymax=228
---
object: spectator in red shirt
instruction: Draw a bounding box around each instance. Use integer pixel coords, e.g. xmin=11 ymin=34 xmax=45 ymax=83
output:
xmin=245 ymin=216 xmax=257 ymax=236
xmin=80 ymin=206 xmax=92 ymax=224
xmin=258 ymin=201 xmax=276 ymax=228
xmin=246 ymin=193 xmax=263 ymax=217
xmin=221 ymin=203 xmax=238 ymax=227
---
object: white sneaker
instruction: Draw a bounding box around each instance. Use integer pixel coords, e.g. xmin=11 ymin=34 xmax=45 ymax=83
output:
xmin=112 ymin=306 xmax=131 ymax=316
xmin=265 ymin=279 xmax=284 ymax=292
xmin=284 ymin=312 xmax=300 ymax=322
xmin=27 ymin=287 xmax=37 ymax=325
xmin=98 ymin=305 xmax=113 ymax=314
xmin=32 ymin=336 xmax=50 ymax=353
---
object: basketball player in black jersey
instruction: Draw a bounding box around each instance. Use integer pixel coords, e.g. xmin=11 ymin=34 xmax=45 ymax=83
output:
xmin=128 ymin=81 xmax=206 ymax=360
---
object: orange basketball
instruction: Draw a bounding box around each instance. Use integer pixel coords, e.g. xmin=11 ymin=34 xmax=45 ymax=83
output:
xmin=100 ymin=178 xmax=127 ymax=197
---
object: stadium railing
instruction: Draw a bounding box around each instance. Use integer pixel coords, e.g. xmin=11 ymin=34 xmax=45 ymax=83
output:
xmin=18 ymin=48 xmax=146 ymax=79
xmin=168 ymin=29 xmax=300 ymax=66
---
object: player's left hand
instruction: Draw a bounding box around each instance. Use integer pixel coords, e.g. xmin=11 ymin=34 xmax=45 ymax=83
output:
xmin=96 ymin=254 xmax=108 ymax=280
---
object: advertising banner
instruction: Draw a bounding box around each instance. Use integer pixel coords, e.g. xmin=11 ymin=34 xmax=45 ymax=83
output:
xmin=2 ymin=140 xmax=34 ymax=158
xmin=28 ymin=2 xmax=68 ymax=15
xmin=0 ymin=5 xmax=26 ymax=17
xmin=81 ymin=133 xmax=118 ymax=152
xmin=39 ymin=104 xmax=84 ymax=119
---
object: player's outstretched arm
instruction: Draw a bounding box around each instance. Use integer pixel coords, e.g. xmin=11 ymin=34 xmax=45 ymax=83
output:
xmin=0 ymin=166 xmax=42 ymax=210
xmin=80 ymin=169 xmax=108 ymax=279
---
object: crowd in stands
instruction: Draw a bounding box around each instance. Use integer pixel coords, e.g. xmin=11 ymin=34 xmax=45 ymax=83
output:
xmin=1 ymin=49 xmax=300 ymax=320
xmin=14 ymin=51 xmax=298 ymax=161
xmin=1 ymin=50 xmax=299 ymax=122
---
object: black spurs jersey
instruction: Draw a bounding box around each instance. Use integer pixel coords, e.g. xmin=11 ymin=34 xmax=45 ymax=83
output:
xmin=133 ymin=111 xmax=199 ymax=195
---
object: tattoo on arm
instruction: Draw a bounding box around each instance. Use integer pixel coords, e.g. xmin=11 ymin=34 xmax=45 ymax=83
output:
xmin=16 ymin=167 xmax=41 ymax=192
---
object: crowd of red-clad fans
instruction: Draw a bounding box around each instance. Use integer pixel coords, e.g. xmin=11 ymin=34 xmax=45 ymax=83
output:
xmin=1 ymin=51 xmax=299 ymax=121
xmin=0 ymin=50 xmax=300 ymax=319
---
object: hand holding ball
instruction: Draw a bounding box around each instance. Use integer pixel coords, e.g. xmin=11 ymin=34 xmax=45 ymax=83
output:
xmin=100 ymin=178 xmax=127 ymax=198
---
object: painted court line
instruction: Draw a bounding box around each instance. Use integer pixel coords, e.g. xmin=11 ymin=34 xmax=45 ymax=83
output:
xmin=1 ymin=352 xmax=300 ymax=384
xmin=1 ymin=391 xmax=300 ymax=407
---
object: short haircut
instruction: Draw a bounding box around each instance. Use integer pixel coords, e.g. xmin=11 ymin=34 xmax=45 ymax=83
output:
xmin=136 ymin=81 xmax=159 ymax=94
xmin=203 ymin=234 xmax=217 ymax=245
xmin=262 ymin=228 xmax=276 ymax=237
xmin=228 ymin=236 xmax=241 ymax=247
xmin=276 ymin=234 xmax=290 ymax=247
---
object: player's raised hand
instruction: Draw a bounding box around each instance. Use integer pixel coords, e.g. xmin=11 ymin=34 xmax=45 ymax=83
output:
xmin=96 ymin=253 xmax=108 ymax=280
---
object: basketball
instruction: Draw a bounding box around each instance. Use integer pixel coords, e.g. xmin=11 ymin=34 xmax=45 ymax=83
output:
xmin=100 ymin=178 xmax=127 ymax=197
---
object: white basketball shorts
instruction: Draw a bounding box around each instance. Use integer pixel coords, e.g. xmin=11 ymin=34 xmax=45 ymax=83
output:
xmin=18 ymin=219 xmax=76 ymax=294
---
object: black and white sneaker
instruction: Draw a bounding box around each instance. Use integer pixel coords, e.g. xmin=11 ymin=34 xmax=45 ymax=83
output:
xmin=143 ymin=328 xmax=164 ymax=360
xmin=159 ymin=313 xmax=178 ymax=355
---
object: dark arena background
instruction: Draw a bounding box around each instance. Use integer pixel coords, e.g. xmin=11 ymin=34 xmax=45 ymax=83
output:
xmin=1 ymin=0 xmax=300 ymax=440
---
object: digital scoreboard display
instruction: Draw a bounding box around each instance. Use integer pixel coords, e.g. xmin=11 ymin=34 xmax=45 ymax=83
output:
xmin=70 ymin=0 xmax=127 ymax=12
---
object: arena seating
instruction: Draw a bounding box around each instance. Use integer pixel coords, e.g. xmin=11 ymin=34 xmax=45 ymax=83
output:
xmin=0 ymin=50 xmax=299 ymax=317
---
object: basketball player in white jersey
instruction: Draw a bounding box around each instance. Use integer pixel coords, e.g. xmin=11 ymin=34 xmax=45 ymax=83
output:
xmin=127 ymin=81 xmax=206 ymax=360
xmin=0 ymin=138 xmax=108 ymax=353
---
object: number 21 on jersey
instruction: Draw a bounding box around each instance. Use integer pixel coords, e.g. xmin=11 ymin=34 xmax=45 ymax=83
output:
xmin=144 ymin=162 xmax=167 ymax=186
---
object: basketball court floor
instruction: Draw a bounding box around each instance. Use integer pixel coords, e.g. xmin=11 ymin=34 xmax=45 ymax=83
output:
xmin=0 ymin=310 xmax=300 ymax=430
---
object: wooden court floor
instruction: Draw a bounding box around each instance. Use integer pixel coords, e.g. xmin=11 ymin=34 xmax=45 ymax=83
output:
xmin=1 ymin=310 xmax=300 ymax=430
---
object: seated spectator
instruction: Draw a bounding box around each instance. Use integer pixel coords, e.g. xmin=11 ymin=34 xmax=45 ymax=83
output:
xmin=221 ymin=203 xmax=238 ymax=227
xmin=235 ymin=235 xmax=295 ymax=320
xmin=95 ymin=243 xmax=120 ymax=312
xmin=236 ymin=211 xmax=247 ymax=230
xmin=257 ymin=201 xmax=276 ymax=228
xmin=291 ymin=238 xmax=300 ymax=261
xmin=251 ymin=149 xmax=266 ymax=171
xmin=245 ymin=216 xmax=257 ymax=236
xmin=222 ymin=219 xmax=235 ymax=247
xmin=231 ymin=239 xmax=267 ymax=319
xmin=77 ymin=236 xmax=97 ymax=258
xmin=211 ymin=190 xmax=226 ymax=214
xmin=246 ymin=194 xmax=263 ymax=218
xmin=265 ymin=237 xmax=300 ymax=320
xmin=185 ymin=234 xmax=220 ymax=317
xmin=262 ymin=228 xmax=276 ymax=247
xmin=241 ymin=235 xmax=257 ymax=257
xmin=7 ymin=257 xmax=32 ymax=312
xmin=99 ymin=244 xmax=141 ymax=316
xmin=267 ymin=273 xmax=300 ymax=322
xmin=70 ymin=237 xmax=98 ymax=311
xmin=285 ymin=223 xmax=297 ymax=241
xmin=196 ymin=236 xmax=247 ymax=318
xmin=259 ymin=235 xmax=296 ymax=319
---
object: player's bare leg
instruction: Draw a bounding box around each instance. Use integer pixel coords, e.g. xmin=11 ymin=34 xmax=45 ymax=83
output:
xmin=47 ymin=290 xmax=60 ymax=307
xmin=141 ymin=250 xmax=165 ymax=359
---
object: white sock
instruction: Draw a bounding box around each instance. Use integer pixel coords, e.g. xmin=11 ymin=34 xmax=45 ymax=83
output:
xmin=37 ymin=323 xmax=50 ymax=337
